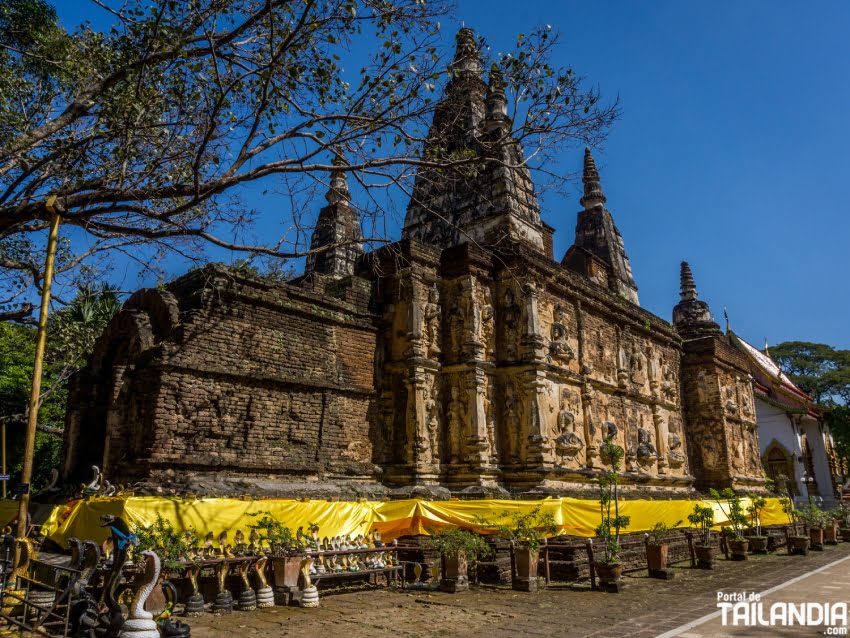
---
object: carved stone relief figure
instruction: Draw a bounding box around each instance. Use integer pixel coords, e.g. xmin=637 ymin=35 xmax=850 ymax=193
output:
xmin=723 ymin=384 xmax=739 ymax=415
xmin=463 ymin=284 xmax=481 ymax=352
xmin=648 ymin=352 xmax=660 ymax=394
xmin=746 ymin=425 xmax=759 ymax=473
xmin=480 ymin=288 xmax=494 ymax=359
xmin=447 ymin=384 xmax=465 ymax=464
xmin=484 ymin=381 xmax=497 ymax=463
xmin=696 ymin=370 xmax=708 ymax=403
xmin=447 ymin=308 xmax=464 ymax=361
xmin=423 ymin=285 xmax=441 ymax=359
xmin=661 ymin=359 xmax=677 ymax=401
xmin=502 ymin=288 xmax=520 ymax=360
xmin=666 ymin=416 xmax=685 ymax=468
xmin=424 ymin=376 xmax=440 ymax=463
xmin=636 ymin=424 xmax=657 ymax=470
xmin=548 ymin=304 xmax=575 ymax=367
xmin=504 ymin=382 xmax=522 ymax=463
xmin=731 ymin=424 xmax=746 ymax=473
xmin=554 ymin=391 xmax=583 ymax=465
xmin=630 ymin=348 xmax=648 ymax=386
xmin=700 ymin=431 xmax=721 ymax=470
xmin=739 ymin=377 xmax=753 ymax=418
xmin=617 ymin=341 xmax=630 ymax=389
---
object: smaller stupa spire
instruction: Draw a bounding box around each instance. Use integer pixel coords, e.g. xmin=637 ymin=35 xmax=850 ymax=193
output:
xmin=672 ymin=260 xmax=721 ymax=339
xmin=325 ymin=154 xmax=351 ymax=205
xmin=306 ymin=153 xmax=362 ymax=278
xmin=679 ymin=261 xmax=698 ymax=302
xmin=580 ymin=147 xmax=606 ymax=208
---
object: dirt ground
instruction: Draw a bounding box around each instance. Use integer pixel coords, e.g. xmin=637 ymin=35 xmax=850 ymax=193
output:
xmin=187 ymin=543 xmax=850 ymax=638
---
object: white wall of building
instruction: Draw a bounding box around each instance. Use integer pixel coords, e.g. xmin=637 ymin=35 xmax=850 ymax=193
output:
xmin=755 ymin=397 xmax=808 ymax=501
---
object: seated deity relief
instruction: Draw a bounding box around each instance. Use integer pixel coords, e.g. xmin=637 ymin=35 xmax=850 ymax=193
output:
xmin=553 ymin=391 xmax=583 ymax=466
xmin=547 ymin=304 xmax=575 ymax=367
xmin=636 ymin=425 xmax=657 ymax=469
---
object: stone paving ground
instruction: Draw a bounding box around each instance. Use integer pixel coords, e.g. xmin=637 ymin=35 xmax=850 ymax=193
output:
xmin=188 ymin=543 xmax=850 ymax=638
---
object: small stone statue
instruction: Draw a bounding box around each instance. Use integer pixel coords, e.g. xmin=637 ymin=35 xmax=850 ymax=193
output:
xmin=184 ymin=564 xmax=205 ymax=617
xmin=236 ymin=560 xmax=256 ymax=611
xmin=212 ymin=561 xmax=233 ymax=614
xmin=299 ymin=557 xmax=319 ymax=608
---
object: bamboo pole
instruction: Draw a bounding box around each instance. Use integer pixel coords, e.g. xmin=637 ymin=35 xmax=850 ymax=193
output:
xmin=16 ymin=200 xmax=60 ymax=539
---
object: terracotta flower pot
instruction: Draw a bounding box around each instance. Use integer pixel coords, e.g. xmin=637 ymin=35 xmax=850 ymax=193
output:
xmin=595 ymin=561 xmax=624 ymax=590
xmin=728 ymin=538 xmax=749 ymax=561
xmin=271 ymin=555 xmax=303 ymax=588
xmin=809 ymin=528 xmax=825 ymax=551
xmin=746 ymin=536 xmax=768 ymax=554
xmin=694 ymin=544 xmax=716 ymax=569
xmin=512 ymin=546 xmax=540 ymax=592
xmin=789 ymin=535 xmax=810 ymax=555
xmin=440 ymin=550 xmax=469 ymax=593
xmin=646 ymin=543 xmax=668 ymax=572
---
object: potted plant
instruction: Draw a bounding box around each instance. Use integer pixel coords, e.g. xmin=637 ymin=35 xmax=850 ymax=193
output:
xmin=594 ymin=439 xmax=631 ymax=590
xmin=824 ymin=508 xmax=841 ymax=545
xmin=490 ymin=506 xmax=557 ymax=592
xmin=795 ymin=500 xmax=828 ymax=551
xmin=645 ymin=520 xmax=681 ymax=578
xmin=249 ymin=512 xmax=306 ymax=588
xmin=745 ymin=494 xmax=769 ymax=554
xmin=781 ymin=494 xmax=810 ymax=555
xmin=687 ymin=504 xmax=716 ymax=569
xmin=835 ymin=503 xmax=850 ymax=542
xmin=710 ymin=488 xmax=749 ymax=560
xmin=134 ymin=515 xmax=199 ymax=613
xmin=426 ymin=528 xmax=493 ymax=593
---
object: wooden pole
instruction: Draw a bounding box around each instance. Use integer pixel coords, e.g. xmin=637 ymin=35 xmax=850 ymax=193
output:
xmin=2 ymin=420 xmax=6 ymax=499
xmin=16 ymin=202 xmax=60 ymax=539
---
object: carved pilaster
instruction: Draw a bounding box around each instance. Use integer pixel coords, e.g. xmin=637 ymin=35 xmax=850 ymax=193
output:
xmin=464 ymin=368 xmax=493 ymax=468
xmin=521 ymin=283 xmax=546 ymax=362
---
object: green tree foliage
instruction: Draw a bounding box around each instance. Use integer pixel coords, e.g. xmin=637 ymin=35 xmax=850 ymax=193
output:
xmin=0 ymin=0 xmax=618 ymax=322
xmin=0 ymin=284 xmax=120 ymax=488
xmin=769 ymin=341 xmax=850 ymax=468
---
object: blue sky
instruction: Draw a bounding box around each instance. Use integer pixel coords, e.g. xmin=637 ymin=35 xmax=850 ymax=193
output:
xmin=53 ymin=1 xmax=850 ymax=349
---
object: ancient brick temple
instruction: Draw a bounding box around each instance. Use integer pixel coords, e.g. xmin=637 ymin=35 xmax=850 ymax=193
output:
xmin=61 ymin=29 xmax=767 ymax=498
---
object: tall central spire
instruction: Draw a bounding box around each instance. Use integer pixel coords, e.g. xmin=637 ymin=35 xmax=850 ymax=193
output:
xmin=400 ymin=27 xmax=545 ymax=253
xmin=562 ymin=149 xmax=639 ymax=305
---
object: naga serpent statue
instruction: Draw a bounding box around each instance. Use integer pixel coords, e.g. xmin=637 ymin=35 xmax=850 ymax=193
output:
xmin=117 ymin=550 xmax=160 ymax=638
xmin=158 ymin=580 xmax=191 ymax=638
xmin=100 ymin=515 xmax=136 ymax=638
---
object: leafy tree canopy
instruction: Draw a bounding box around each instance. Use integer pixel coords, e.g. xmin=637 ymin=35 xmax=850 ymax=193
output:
xmin=0 ymin=0 xmax=618 ymax=322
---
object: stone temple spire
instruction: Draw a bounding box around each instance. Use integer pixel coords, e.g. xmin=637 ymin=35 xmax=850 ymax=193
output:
xmin=305 ymin=156 xmax=363 ymax=278
xmin=672 ymin=261 xmax=722 ymax=340
xmin=580 ymin=147 xmax=606 ymax=208
xmin=679 ymin=260 xmax=698 ymax=302
xmin=561 ymin=149 xmax=640 ymax=305
xmin=401 ymin=27 xmax=546 ymax=253
xmin=449 ymin=27 xmax=481 ymax=78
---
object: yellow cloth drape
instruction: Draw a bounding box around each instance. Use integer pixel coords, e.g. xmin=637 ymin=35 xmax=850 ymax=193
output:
xmin=37 ymin=496 xmax=791 ymax=547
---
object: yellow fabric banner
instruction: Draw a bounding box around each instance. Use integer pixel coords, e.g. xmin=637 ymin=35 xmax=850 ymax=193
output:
xmin=38 ymin=496 xmax=792 ymax=547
